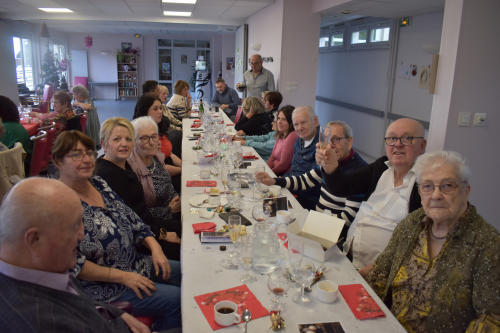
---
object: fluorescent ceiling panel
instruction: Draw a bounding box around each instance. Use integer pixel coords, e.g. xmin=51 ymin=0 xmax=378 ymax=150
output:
xmin=163 ymin=0 xmax=197 ymax=3
xmin=38 ymin=7 xmax=73 ymax=12
xmin=164 ymin=11 xmax=192 ymax=15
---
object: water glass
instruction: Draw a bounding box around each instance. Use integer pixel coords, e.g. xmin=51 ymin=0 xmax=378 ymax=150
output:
xmin=277 ymin=224 xmax=288 ymax=260
xmin=228 ymin=180 xmax=242 ymax=205
xmin=291 ymin=260 xmax=315 ymax=305
xmin=317 ymin=126 xmax=332 ymax=167
xmin=227 ymin=216 xmax=241 ymax=258
xmin=239 ymin=234 xmax=256 ymax=283
xmin=221 ymin=168 xmax=230 ymax=197
xmin=288 ymin=239 xmax=304 ymax=269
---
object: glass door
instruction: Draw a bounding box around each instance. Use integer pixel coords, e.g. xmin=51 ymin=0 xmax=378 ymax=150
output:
xmin=13 ymin=37 xmax=35 ymax=90
xmin=157 ymin=39 xmax=173 ymax=98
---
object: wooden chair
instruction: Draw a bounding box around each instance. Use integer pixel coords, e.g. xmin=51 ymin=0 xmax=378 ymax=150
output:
xmin=0 ymin=142 xmax=26 ymax=204
xmin=29 ymin=131 xmax=48 ymax=177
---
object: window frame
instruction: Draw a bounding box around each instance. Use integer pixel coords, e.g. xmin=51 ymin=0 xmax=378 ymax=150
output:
xmin=12 ymin=34 xmax=36 ymax=90
xmin=318 ymin=26 xmax=346 ymax=53
xmin=348 ymin=19 xmax=394 ymax=51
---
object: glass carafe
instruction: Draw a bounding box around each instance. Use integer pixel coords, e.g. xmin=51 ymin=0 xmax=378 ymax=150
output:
xmin=252 ymin=222 xmax=281 ymax=274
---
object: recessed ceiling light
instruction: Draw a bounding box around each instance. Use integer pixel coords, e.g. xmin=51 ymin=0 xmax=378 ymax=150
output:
xmin=162 ymin=0 xmax=196 ymax=3
xmin=341 ymin=10 xmax=351 ymax=14
xmin=164 ymin=11 xmax=192 ymax=16
xmin=38 ymin=8 xmax=73 ymax=12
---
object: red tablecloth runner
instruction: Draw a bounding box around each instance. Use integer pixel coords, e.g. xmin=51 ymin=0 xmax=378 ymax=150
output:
xmin=22 ymin=122 xmax=40 ymax=136
xmin=338 ymin=284 xmax=386 ymax=320
xmin=194 ymin=284 xmax=269 ymax=330
xmin=187 ymin=181 xmax=217 ymax=187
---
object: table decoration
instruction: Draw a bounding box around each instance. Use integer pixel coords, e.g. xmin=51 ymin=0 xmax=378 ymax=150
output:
xmin=338 ymin=284 xmax=386 ymax=320
xmin=194 ymin=285 xmax=269 ymax=330
xmin=270 ymin=309 xmax=285 ymax=330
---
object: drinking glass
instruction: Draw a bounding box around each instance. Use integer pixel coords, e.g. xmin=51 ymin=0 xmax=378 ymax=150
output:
xmin=268 ymin=268 xmax=291 ymax=312
xmin=233 ymin=148 xmax=243 ymax=174
xmin=288 ymin=239 xmax=304 ymax=269
xmin=239 ymin=234 xmax=256 ymax=283
xmin=277 ymin=224 xmax=288 ymax=260
xmin=228 ymin=180 xmax=242 ymax=205
xmin=252 ymin=205 xmax=271 ymax=222
xmin=317 ymin=126 xmax=332 ymax=167
xmin=221 ymin=168 xmax=230 ymax=197
xmin=291 ymin=260 xmax=315 ymax=304
xmin=254 ymin=165 xmax=266 ymax=197
xmin=248 ymin=180 xmax=261 ymax=202
xmin=227 ymin=216 xmax=241 ymax=258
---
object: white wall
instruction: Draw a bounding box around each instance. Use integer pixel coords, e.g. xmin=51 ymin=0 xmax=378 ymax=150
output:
xmin=392 ymin=12 xmax=444 ymax=121
xmin=212 ymin=34 xmax=222 ymax=81
xmin=222 ymin=34 xmax=235 ymax=88
xmin=0 ymin=20 xmax=21 ymax=104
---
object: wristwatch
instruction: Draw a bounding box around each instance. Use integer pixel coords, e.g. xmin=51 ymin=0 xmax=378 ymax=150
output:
xmin=160 ymin=228 xmax=167 ymax=238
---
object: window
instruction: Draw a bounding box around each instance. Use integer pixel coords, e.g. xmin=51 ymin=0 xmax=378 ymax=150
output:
xmin=13 ymin=37 xmax=34 ymax=90
xmin=319 ymin=36 xmax=330 ymax=48
xmin=351 ymin=30 xmax=367 ymax=44
xmin=197 ymin=40 xmax=210 ymax=48
xmin=173 ymin=39 xmax=195 ymax=48
xmin=371 ymin=27 xmax=390 ymax=42
xmin=331 ymin=33 xmax=344 ymax=46
xmin=158 ymin=39 xmax=171 ymax=47
xmin=53 ymin=43 xmax=68 ymax=81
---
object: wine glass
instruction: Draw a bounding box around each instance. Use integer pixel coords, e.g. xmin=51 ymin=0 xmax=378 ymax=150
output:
xmin=233 ymin=148 xmax=243 ymax=174
xmin=252 ymin=205 xmax=271 ymax=222
xmin=247 ymin=179 xmax=261 ymax=202
xmin=291 ymin=260 xmax=315 ymax=305
xmin=239 ymin=234 xmax=256 ymax=283
xmin=268 ymin=268 xmax=291 ymax=312
xmin=254 ymin=165 xmax=266 ymax=198
xmin=317 ymin=126 xmax=332 ymax=167
xmin=221 ymin=168 xmax=230 ymax=197
xmin=228 ymin=180 xmax=241 ymax=205
xmin=288 ymin=239 xmax=304 ymax=269
xmin=227 ymin=215 xmax=241 ymax=258
xmin=277 ymin=224 xmax=288 ymax=260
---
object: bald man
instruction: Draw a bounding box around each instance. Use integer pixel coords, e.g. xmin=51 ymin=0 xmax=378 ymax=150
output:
xmin=241 ymin=54 xmax=275 ymax=97
xmin=316 ymin=118 xmax=427 ymax=273
xmin=0 ymin=178 xmax=154 ymax=333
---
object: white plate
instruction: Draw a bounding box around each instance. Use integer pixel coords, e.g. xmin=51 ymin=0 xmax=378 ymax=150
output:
xmin=189 ymin=194 xmax=228 ymax=208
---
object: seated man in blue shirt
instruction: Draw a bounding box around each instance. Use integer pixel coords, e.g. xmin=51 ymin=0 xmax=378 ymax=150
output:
xmin=211 ymin=78 xmax=241 ymax=119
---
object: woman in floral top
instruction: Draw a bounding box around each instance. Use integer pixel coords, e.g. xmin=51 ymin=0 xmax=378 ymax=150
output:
xmin=366 ymin=151 xmax=500 ymax=333
xmin=30 ymin=91 xmax=76 ymax=128
xmin=52 ymin=130 xmax=181 ymax=331
xmin=72 ymin=83 xmax=101 ymax=150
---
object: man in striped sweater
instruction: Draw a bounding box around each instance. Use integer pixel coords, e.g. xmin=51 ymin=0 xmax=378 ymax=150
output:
xmin=256 ymin=121 xmax=367 ymax=244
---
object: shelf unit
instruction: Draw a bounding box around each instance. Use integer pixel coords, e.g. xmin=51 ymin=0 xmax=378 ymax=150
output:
xmin=117 ymin=53 xmax=139 ymax=98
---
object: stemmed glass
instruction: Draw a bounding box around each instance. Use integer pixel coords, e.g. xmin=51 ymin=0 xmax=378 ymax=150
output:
xmin=268 ymin=268 xmax=291 ymax=312
xmin=239 ymin=234 xmax=256 ymax=283
xmin=221 ymin=168 xmax=230 ymax=197
xmin=213 ymin=149 xmax=223 ymax=176
xmin=317 ymin=126 xmax=332 ymax=167
xmin=288 ymin=239 xmax=304 ymax=269
xmin=252 ymin=205 xmax=271 ymax=222
xmin=291 ymin=260 xmax=315 ymax=305
xmin=254 ymin=165 xmax=266 ymax=198
xmin=228 ymin=180 xmax=242 ymax=205
xmin=227 ymin=215 xmax=241 ymax=258
xmin=233 ymin=148 xmax=243 ymax=174
xmin=277 ymin=224 xmax=288 ymax=260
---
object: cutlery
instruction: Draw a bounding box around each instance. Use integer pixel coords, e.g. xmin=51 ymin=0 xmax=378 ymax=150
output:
xmin=243 ymin=309 xmax=251 ymax=333
xmin=195 ymin=199 xmax=209 ymax=206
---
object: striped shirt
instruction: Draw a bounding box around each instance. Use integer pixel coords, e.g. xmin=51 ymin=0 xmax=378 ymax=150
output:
xmin=166 ymin=94 xmax=191 ymax=121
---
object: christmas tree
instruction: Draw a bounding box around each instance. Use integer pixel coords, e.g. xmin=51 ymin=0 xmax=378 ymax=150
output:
xmin=37 ymin=43 xmax=60 ymax=94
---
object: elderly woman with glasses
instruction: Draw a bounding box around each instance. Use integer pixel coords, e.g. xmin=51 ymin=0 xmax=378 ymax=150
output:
xmin=53 ymin=130 xmax=181 ymax=331
xmin=30 ymin=91 xmax=76 ymax=128
xmin=235 ymin=96 xmax=273 ymax=136
xmin=127 ymin=117 xmax=181 ymax=222
xmin=72 ymin=83 xmax=101 ymax=150
xmin=365 ymin=151 xmax=500 ymax=333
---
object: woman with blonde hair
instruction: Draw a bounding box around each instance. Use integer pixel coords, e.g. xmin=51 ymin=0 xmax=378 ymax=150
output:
xmin=167 ymin=80 xmax=192 ymax=121
xmin=235 ymin=96 xmax=273 ymax=136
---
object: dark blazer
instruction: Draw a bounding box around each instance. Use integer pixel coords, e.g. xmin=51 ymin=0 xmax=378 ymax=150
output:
xmin=322 ymin=156 xmax=422 ymax=213
xmin=0 ymin=273 xmax=129 ymax=333
xmin=234 ymin=112 xmax=273 ymax=136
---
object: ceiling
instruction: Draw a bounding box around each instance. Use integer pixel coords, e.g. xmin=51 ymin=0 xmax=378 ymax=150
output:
xmin=320 ymin=0 xmax=445 ymax=27
xmin=0 ymin=0 xmax=274 ymax=35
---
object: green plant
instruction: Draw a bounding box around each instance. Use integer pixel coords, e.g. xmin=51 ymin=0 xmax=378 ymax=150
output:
xmin=113 ymin=49 xmax=124 ymax=63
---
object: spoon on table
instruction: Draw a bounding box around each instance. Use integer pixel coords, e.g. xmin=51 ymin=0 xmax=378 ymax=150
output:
xmin=304 ymin=263 xmax=326 ymax=293
xmin=243 ymin=309 xmax=251 ymax=333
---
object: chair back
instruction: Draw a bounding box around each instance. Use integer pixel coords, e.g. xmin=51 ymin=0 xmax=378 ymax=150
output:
xmin=0 ymin=142 xmax=26 ymax=204
xmin=74 ymin=77 xmax=88 ymax=88
xmin=39 ymin=85 xmax=54 ymax=114
xmin=29 ymin=131 xmax=48 ymax=177
xmin=234 ymin=106 xmax=243 ymax=123
xmin=66 ymin=117 xmax=82 ymax=132
xmin=41 ymin=125 xmax=57 ymax=163
xmin=79 ymin=112 xmax=89 ymax=133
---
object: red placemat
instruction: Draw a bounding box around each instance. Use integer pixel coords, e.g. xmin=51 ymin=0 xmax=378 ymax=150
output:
xmin=191 ymin=123 xmax=202 ymax=128
xmin=242 ymin=156 xmax=258 ymax=160
xmin=338 ymin=284 xmax=386 ymax=320
xmin=187 ymin=181 xmax=217 ymax=187
xmin=226 ymin=124 xmax=234 ymax=126
xmin=194 ymin=284 xmax=269 ymax=330
xmin=192 ymin=222 xmax=217 ymax=234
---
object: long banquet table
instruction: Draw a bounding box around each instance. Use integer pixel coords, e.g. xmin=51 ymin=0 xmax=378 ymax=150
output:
xmin=180 ymin=112 xmax=405 ymax=332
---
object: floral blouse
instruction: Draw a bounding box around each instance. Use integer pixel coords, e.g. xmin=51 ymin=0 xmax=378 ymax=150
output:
xmin=73 ymin=176 xmax=155 ymax=302
xmin=74 ymin=97 xmax=94 ymax=114
xmin=147 ymin=157 xmax=179 ymax=220
xmin=40 ymin=107 xmax=76 ymax=124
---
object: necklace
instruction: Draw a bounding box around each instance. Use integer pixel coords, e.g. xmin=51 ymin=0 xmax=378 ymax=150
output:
xmin=430 ymin=222 xmax=448 ymax=240
xmin=148 ymin=159 xmax=156 ymax=174
xmin=60 ymin=179 xmax=98 ymax=205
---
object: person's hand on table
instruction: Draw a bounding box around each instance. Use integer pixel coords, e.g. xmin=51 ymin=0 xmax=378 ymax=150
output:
xmin=28 ymin=112 xmax=41 ymax=118
xmin=316 ymin=143 xmax=339 ymax=174
xmin=119 ymin=271 xmax=156 ymax=299
xmin=236 ymin=130 xmax=246 ymax=136
xmin=358 ymin=264 xmax=374 ymax=280
xmin=120 ymin=313 xmax=153 ymax=333
xmin=255 ymin=172 xmax=275 ymax=185
xmin=187 ymin=110 xmax=192 ymax=117
xmin=169 ymin=196 xmax=181 ymax=213
xmin=220 ymin=104 xmax=228 ymax=110
xmin=151 ymin=248 xmax=171 ymax=281
xmin=239 ymin=139 xmax=246 ymax=146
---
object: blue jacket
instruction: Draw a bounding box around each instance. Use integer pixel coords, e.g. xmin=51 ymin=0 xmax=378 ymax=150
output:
xmin=211 ymin=86 xmax=241 ymax=116
xmin=242 ymin=131 xmax=276 ymax=161
xmin=283 ymin=128 xmax=320 ymax=201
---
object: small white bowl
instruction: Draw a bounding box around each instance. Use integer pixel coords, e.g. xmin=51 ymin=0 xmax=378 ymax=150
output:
xmin=316 ymin=280 xmax=338 ymax=303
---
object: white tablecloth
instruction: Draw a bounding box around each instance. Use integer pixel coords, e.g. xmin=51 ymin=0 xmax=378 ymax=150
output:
xmin=179 ymin=112 xmax=405 ymax=332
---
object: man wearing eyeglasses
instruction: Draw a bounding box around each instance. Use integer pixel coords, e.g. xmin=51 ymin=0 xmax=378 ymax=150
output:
xmin=316 ymin=118 xmax=426 ymax=273
xmin=240 ymin=54 xmax=275 ymax=97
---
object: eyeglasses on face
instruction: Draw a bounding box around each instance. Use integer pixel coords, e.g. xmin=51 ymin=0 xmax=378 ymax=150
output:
xmin=330 ymin=137 xmax=347 ymax=145
xmin=139 ymin=134 xmax=159 ymax=144
xmin=66 ymin=150 xmax=97 ymax=161
xmin=384 ymin=136 xmax=424 ymax=146
xmin=250 ymin=62 xmax=262 ymax=66
xmin=418 ymin=181 xmax=467 ymax=195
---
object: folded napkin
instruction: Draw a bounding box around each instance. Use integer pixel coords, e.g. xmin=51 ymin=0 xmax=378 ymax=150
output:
xmin=226 ymin=124 xmax=234 ymax=126
xmin=338 ymin=284 xmax=386 ymax=320
xmin=203 ymin=154 xmax=214 ymax=158
xmin=192 ymin=222 xmax=216 ymax=234
xmin=193 ymin=119 xmax=201 ymax=123
xmin=194 ymin=284 xmax=269 ymax=331
xmin=191 ymin=123 xmax=202 ymax=128
xmin=242 ymin=156 xmax=258 ymax=160
xmin=199 ymin=209 xmax=215 ymax=219
xmin=187 ymin=181 xmax=217 ymax=187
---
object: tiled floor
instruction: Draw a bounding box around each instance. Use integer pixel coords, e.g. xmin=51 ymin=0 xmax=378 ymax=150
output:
xmin=94 ymin=99 xmax=137 ymax=123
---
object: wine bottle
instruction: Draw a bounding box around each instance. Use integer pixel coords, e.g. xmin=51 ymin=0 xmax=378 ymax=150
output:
xmin=199 ymin=99 xmax=204 ymax=113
